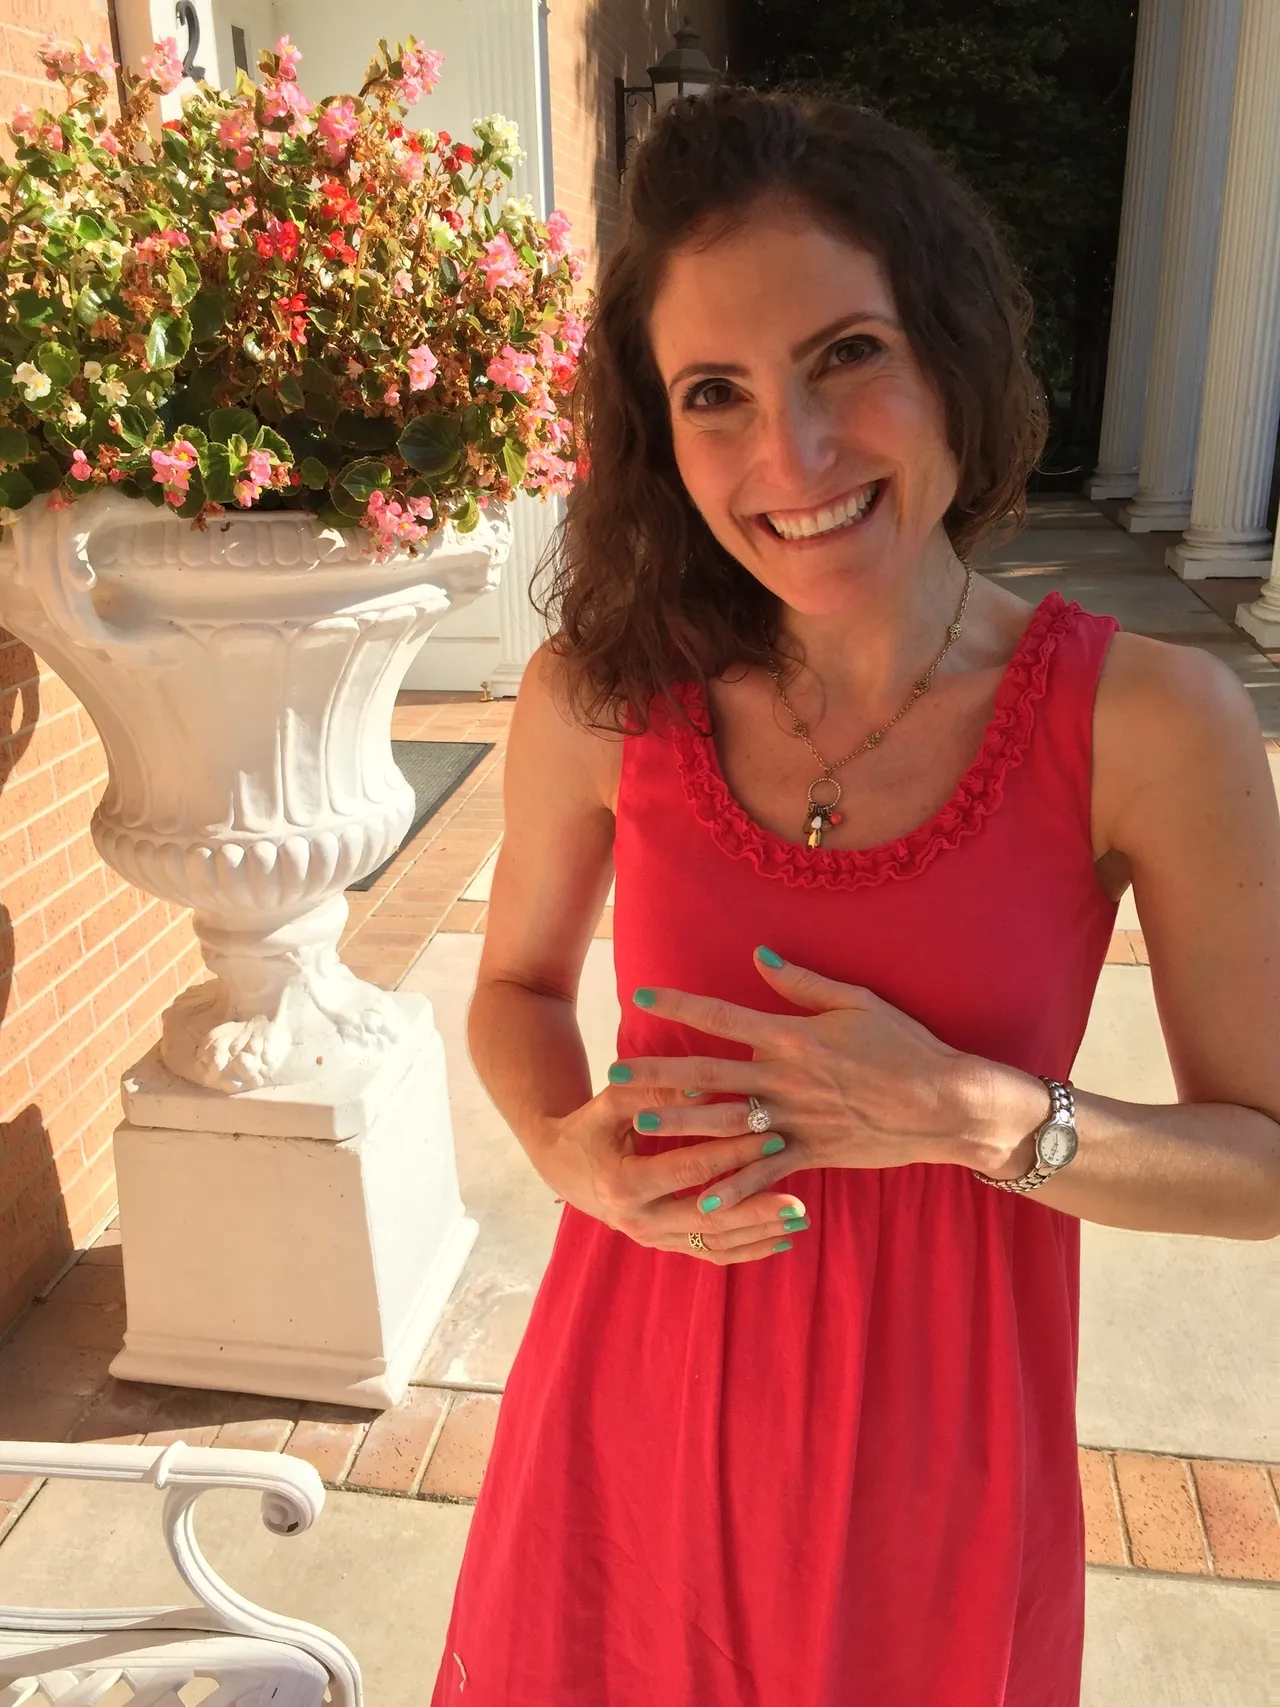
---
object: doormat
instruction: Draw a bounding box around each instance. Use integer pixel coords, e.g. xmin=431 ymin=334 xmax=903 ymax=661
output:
xmin=347 ymin=739 xmax=493 ymax=892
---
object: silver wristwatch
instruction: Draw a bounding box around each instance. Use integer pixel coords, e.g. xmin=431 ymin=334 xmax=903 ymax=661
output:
xmin=973 ymin=1078 xmax=1078 ymax=1194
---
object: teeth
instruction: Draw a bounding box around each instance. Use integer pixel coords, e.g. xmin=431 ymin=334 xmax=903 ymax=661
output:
xmin=767 ymin=483 xmax=879 ymax=540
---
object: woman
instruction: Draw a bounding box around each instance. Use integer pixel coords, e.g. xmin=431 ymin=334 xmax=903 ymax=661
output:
xmin=431 ymin=87 xmax=1280 ymax=1706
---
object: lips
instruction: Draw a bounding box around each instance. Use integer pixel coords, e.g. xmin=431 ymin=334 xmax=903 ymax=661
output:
xmin=758 ymin=478 xmax=886 ymax=542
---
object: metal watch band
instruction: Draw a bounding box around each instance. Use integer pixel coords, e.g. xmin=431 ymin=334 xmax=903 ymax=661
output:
xmin=972 ymin=1078 xmax=1076 ymax=1195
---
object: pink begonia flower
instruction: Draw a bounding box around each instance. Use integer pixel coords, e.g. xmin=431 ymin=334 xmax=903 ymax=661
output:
xmin=69 ymin=450 xmax=92 ymax=482
xmin=407 ymin=345 xmax=439 ymax=391
xmin=384 ymin=387 xmax=400 ymax=407
xmin=142 ymin=37 xmax=184 ymax=95
xmin=38 ymin=38 xmax=79 ymax=79
xmin=363 ymin=490 xmax=431 ymax=561
xmin=408 ymin=495 xmax=433 ymax=519
xmin=45 ymin=491 xmax=72 ymax=510
xmin=246 ymin=450 xmax=274 ymax=487
xmin=486 ymin=344 xmax=536 ymax=394
xmin=233 ymin=478 xmax=257 ymax=506
xmin=10 ymin=106 xmax=35 ymax=137
xmin=401 ymin=45 xmax=444 ymax=90
xmin=544 ymin=209 xmax=573 ymax=257
xmin=212 ymin=203 xmax=253 ymax=249
xmin=317 ymin=97 xmax=359 ymax=162
xmin=556 ymin=311 xmax=587 ymax=356
xmin=262 ymin=76 xmax=312 ymax=130
xmin=392 ymin=269 xmax=413 ymax=297
xmin=394 ymin=145 xmax=425 ymax=184
xmin=526 ymin=446 xmax=575 ymax=496
xmin=79 ymin=42 xmax=115 ymax=77
xmin=480 ymin=232 xmax=524 ymax=296
xmin=151 ymin=439 xmax=199 ymax=505
xmin=217 ymin=107 xmax=257 ymax=152
xmin=567 ymin=252 xmax=585 ymax=283
xmin=275 ymin=36 xmax=303 ymax=79
xmin=39 ymin=124 xmax=65 ymax=151
xmin=107 ymin=467 xmax=126 ymax=482
xmin=97 ymin=128 xmax=120 ymax=156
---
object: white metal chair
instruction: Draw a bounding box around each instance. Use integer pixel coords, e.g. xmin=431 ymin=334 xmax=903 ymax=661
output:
xmin=0 ymin=1440 xmax=362 ymax=1707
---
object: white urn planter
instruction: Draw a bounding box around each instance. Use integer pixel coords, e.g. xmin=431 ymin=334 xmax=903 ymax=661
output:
xmin=0 ymin=492 xmax=511 ymax=1407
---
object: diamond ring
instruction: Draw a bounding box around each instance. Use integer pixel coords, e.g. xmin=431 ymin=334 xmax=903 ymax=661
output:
xmin=688 ymin=1230 xmax=707 ymax=1252
xmin=746 ymin=1096 xmax=773 ymax=1135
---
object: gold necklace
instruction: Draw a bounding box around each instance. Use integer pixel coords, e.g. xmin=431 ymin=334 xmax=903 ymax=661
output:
xmin=767 ymin=565 xmax=974 ymax=848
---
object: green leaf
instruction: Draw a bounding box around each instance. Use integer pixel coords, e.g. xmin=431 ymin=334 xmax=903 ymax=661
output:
xmin=0 ymin=427 xmax=32 ymax=463
xmin=160 ymin=130 xmax=189 ymax=167
xmin=338 ymin=457 xmax=392 ymax=502
xmin=502 ymin=439 xmax=528 ymax=487
xmin=74 ymin=213 xmax=105 ymax=243
xmin=300 ymin=357 xmax=336 ymax=396
xmin=145 ymin=312 xmax=192 ymax=369
xmin=452 ymin=493 xmax=480 ymax=533
xmin=242 ymin=334 xmax=266 ymax=363
xmin=113 ymin=405 xmax=153 ymax=448
xmin=73 ymin=280 xmax=111 ymax=329
xmin=254 ymin=426 xmax=291 ymax=461
xmin=299 ymin=456 xmax=328 ymax=489
xmin=0 ymin=468 xmax=34 ymax=509
xmin=459 ymin=404 xmax=483 ymax=443
xmin=278 ymin=373 xmax=306 ymax=411
xmin=166 ymin=255 xmax=200 ymax=308
xmin=355 ymin=330 xmax=386 ymax=355
xmin=334 ymin=410 xmax=399 ymax=452
xmin=329 ymin=480 xmax=367 ymax=519
xmin=188 ymin=289 xmax=226 ymax=343
xmin=23 ymin=452 xmax=61 ymax=493
xmin=174 ymin=425 xmax=208 ymax=457
xmin=209 ymin=407 xmax=259 ymax=445
xmin=14 ymin=289 xmax=58 ymax=328
xmin=397 ymin=413 xmax=462 ymax=476
xmin=315 ymin=503 xmax=357 ymax=530
xmin=201 ymin=442 xmax=236 ymax=502
xmin=438 ymin=256 xmax=460 ymax=296
xmin=306 ymin=307 xmax=339 ymax=335
xmin=407 ymin=476 xmax=436 ymax=499
xmin=305 ymin=389 xmax=339 ymax=425
xmin=36 ymin=343 xmax=78 ymax=387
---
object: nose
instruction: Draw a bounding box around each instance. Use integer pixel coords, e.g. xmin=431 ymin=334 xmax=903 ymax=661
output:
xmin=754 ymin=384 xmax=840 ymax=496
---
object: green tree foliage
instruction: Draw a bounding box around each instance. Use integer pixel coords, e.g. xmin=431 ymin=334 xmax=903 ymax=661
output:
xmin=738 ymin=0 xmax=1138 ymax=484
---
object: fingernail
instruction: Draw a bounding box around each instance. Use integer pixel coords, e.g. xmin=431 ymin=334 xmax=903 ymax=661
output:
xmin=780 ymin=1202 xmax=806 ymax=1220
xmin=783 ymin=1216 xmax=810 ymax=1232
xmin=773 ymin=1239 xmax=793 ymax=1253
xmin=760 ymin=1135 xmax=786 ymax=1156
xmin=683 ymin=1089 xmax=701 ymax=1098
xmin=755 ymin=945 xmax=785 ymax=969
xmin=699 ymin=1193 xmax=722 ymax=1213
xmin=635 ymin=1111 xmax=661 ymax=1132
xmin=633 ymin=987 xmax=657 ymax=1007
xmin=608 ymin=1063 xmax=633 ymax=1084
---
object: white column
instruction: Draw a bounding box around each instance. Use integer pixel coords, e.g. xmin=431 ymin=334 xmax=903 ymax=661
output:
xmin=487 ymin=492 xmax=562 ymax=696
xmin=1120 ymin=0 xmax=1243 ymax=532
xmin=1088 ymin=0 xmax=1185 ymax=501
xmin=1236 ymin=526 xmax=1280 ymax=649
xmin=1167 ymin=0 xmax=1280 ymax=577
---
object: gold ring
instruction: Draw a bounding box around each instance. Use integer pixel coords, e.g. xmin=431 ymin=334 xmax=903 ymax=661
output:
xmin=688 ymin=1230 xmax=706 ymax=1252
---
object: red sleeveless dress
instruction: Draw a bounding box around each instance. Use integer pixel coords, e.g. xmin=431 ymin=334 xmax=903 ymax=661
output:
xmin=432 ymin=593 xmax=1119 ymax=1707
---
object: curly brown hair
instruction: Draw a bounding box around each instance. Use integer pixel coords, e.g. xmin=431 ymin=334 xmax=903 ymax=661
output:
xmin=538 ymin=83 xmax=1047 ymax=731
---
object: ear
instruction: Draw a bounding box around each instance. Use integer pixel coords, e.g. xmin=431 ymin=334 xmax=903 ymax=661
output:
xmin=752 ymin=946 xmax=868 ymax=1013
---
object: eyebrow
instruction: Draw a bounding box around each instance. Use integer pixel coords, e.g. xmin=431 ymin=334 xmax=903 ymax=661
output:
xmin=664 ymin=312 xmax=900 ymax=392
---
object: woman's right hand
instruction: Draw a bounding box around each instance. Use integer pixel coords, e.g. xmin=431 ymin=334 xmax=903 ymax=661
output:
xmin=533 ymin=1085 xmax=809 ymax=1264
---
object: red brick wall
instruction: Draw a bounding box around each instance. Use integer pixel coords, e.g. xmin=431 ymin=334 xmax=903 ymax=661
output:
xmin=546 ymin=0 xmax=731 ymax=282
xmin=0 ymin=0 xmax=202 ymax=1335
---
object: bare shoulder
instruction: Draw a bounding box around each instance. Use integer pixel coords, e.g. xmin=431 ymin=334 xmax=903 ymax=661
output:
xmin=1092 ymin=628 xmax=1273 ymax=853
xmin=509 ymin=640 xmax=625 ymax=814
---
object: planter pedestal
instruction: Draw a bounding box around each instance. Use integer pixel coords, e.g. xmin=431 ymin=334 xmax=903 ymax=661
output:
xmin=110 ymin=995 xmax=475 ymax=1409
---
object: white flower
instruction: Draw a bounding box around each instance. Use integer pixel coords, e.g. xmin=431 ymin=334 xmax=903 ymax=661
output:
xmin=474 ymin=112 xmax=524 ymax=161
xmin=15 ymin=362 xmax=51 ymax=401
xmin=503 ymin=194 xmax=534 ymax=223
xmin=62 ymin=400 xmax=86 ymax=427
xmin=101 ymin=376 xmax=129 ymax=405
xmin=427 ymin=212 xmax=458 ymax=250
xmin=83 ymin=361 xmax=102 ymax=381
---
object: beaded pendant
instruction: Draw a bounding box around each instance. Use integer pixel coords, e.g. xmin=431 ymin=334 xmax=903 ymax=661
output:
xmin=804 ymin=778 xmax=845 ymax=848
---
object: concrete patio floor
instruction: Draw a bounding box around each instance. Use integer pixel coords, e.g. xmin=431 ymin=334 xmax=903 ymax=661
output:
xmin=0 ymin=498 xmax=1276 ymax=1705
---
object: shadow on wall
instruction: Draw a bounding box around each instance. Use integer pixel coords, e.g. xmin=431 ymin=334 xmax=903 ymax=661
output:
xmin=575 ymin=0 xmax=707 ymax=268
xmin=0 ymin=640 xmax=68 ymax=1333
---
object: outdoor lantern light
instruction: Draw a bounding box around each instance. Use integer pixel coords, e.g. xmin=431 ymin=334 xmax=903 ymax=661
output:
xmin=615 ymin=22 xmax=723 ymax=178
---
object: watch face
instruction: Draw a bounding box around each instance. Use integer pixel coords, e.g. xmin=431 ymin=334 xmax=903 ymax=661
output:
xmin=1039 ymin=1120 xmax=1078 ymax=1169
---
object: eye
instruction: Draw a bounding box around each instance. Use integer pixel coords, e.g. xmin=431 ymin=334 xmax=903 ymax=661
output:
xmin=681 ymin=377 xmax=737 ymax=412
xmin=828 ymin=334 xmax=883 ymax=368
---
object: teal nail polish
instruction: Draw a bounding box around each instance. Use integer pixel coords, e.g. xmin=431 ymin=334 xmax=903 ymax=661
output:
xmin=699 ymin=1193 xmax=722 ymax=1213
xmin=608 ymin=1063 xmax=633 ymax=1084
xmin=635 ymin=1111 xmax=661 ymax=1132
xmin=783 ymin=1216 xmax=811 ymax=1232
xmin=780 ymin=1203 xmax=806 ymax=1220
xmin=773 ymin=1239 xmax=794 ymax=1253
xmin=633 ymin=987 xmax=657 ymax=1008
xmin=755 ymin=945 xmax=785 ymax=969
xmin=683 ymin=1089 xmax=701 ymax=1098
xmin=760 ymin=1135 xmax=786 ymax=1156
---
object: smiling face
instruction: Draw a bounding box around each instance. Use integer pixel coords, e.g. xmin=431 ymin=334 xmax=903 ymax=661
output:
xmin=647 ymin=198 xmax=962 ymax=618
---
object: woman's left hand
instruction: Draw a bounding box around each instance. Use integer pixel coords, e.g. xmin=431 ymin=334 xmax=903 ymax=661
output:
xmin=614 ymin=946 xmax=1006 ymax=1208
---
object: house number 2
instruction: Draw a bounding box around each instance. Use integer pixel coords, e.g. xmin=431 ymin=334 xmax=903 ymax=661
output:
xmin=175 ymin=1 xmax=206 ymax=81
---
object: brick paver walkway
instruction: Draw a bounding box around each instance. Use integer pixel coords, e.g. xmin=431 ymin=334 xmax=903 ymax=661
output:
xmin=2 ymin=674 xmax=1278 ymax=1596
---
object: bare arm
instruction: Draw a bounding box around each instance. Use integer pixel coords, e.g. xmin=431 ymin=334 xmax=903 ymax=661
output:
xmin=970 ymin=632 xmax=1280 ymax=1237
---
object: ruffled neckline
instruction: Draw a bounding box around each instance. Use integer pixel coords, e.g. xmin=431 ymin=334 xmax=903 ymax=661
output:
xmin=665 ymin=591 xmax=1079 ymax=891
